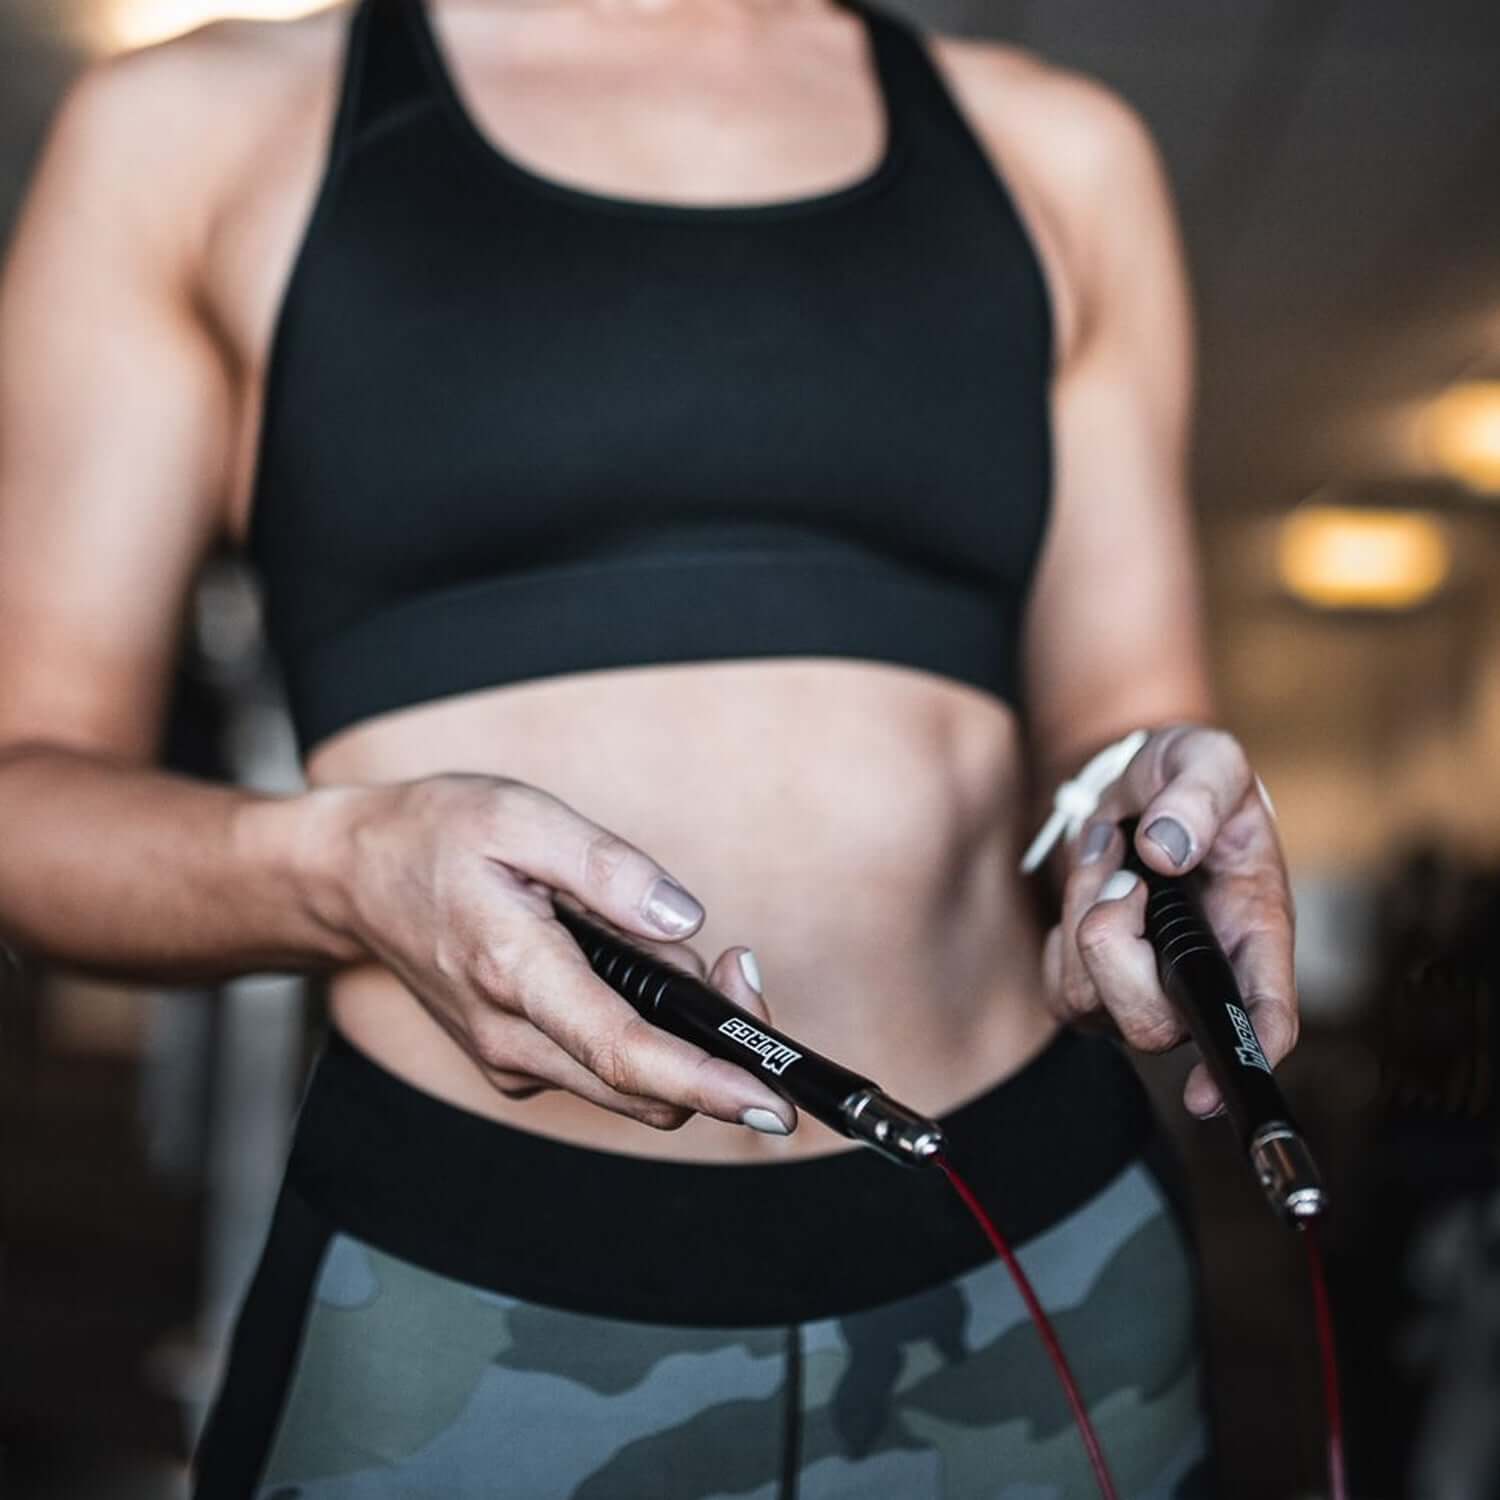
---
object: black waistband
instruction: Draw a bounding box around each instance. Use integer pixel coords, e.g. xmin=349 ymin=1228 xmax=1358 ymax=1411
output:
xmin=285 ymin=1023 xmax=1158 ymax=1326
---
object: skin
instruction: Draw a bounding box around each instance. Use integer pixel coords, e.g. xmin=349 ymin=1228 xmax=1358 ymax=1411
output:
xmin=0 ymin=0 xmax=1297 ymax=1165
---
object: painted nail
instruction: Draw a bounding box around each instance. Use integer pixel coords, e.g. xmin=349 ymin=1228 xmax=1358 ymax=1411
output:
xmin=1255 ymin=773 xmax=1278 ymax=822
xmin=1096 ymin=870 xmax=1140 ymax=902
xmin=1144 ymin=816 xmax=1191 ymax=867
xmin=741 ymin=1106 xmax=791 ymax=1136
xmin=644 ymin=877 xmax=704 ymax=936
xmin=738 ymin=948 xmax=763 ymax=995
xmin=1079 ymin=821 xmax=1114 ymax=864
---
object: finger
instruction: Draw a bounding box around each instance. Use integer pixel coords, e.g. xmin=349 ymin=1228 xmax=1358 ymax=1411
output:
xmin=486 ymin=1069 xmax=553 ymax=1101
xmin=1074 ymin=869 xmax=1189 ymax=1054
xmin=705 ymin=947 xmax=801 ymax=1136
xmin=1041 ymin=923 xmax=1064 ymax=1010
xmin=1182 ymin=1058 xmax=1221 ymax=1120
xmin=466 ymin=1007 xmax=693 ymax=1129
xmin=550 ymin=891 xmax=710 ymax=980
xmin=486 ymin=782 xmax=707 ymax=941
xmin=1100 ymin=725 xmax=1256 ymax=878
xmin=1177 ymin=914 xmax=1298 ymax=1119
xmin=1181 ymin=998 xmax=1296 ymax=1120
xmin=708 ymin=946 xmax=773 ymax=1028
xmin=1041 ymin=920 xmax=1117 ymax=1039
xmin=1230 ymin=925 xmax=1300 ymax=1071
xmin=1053 ymin=828 xmax=1129 ymax=1023
xmin=512 ymin=922 xmax=797 ymax=1132
xmin=1064 ymin=815 xmax=1124 ymax=879
xmin=517 ymin=922 xmax=787 ymax=1127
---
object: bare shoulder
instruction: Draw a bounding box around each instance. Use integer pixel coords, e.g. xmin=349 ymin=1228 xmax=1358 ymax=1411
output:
xmin=928 ymin=34 xmax=1170 ymax=209
xmin=63 ymin=6 xmax=348 ymax=129
xmin=31 ymin=6 xmax=353 ymax=272
xmin=923 ymin=33 xmax=1179 ymax=361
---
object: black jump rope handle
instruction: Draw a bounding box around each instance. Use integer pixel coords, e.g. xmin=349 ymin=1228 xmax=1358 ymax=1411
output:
xmin=549 ymin=898 xmax=947 ymax=1166
xmin=548 ymin=898 xmax=878 ymax=1126
xmin=1116 ymin=815 xmax=1326 ymax=1221
xmin=551 ymin=830 xmax=1325 ymax=1212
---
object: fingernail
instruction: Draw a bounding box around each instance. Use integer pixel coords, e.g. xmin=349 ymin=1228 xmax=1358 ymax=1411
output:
xmin=1079 ymin=821 xmax=1114 ymax=864
xmin=1197 ymin=1102 xmax=1226 ymax=1121
xmin=1096 ymin=870 xmax=1140 ymax=902
xmin=738 ymin=948 xmax=763 ymax=995
xmin=1255 ymin=773 xmax=1278 ymax=821
xmin=1144 ymin=816 xmax=1191 ymax=867
xmin=740 ymin=1106 xmax=791 ymax=1136
xmin=644 ymin=877 xmax=704 ymax=936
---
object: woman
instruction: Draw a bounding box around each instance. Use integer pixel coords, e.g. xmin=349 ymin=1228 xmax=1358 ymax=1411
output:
xmin=0 ymin=0 xmax=1297 ymax=1494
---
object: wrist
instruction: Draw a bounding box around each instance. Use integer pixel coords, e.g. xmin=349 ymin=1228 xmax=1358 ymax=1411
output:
xmin=234 ymin=784 xmax=374 ymax=966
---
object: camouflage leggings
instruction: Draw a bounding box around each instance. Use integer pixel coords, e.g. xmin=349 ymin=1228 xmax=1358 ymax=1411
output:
xmin=195 ymin=1027 xmax=1218 ymax=1499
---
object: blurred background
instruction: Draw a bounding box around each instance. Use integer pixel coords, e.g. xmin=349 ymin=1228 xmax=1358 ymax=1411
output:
xmin=2 ymin=0 xmax=1499 ymax=1496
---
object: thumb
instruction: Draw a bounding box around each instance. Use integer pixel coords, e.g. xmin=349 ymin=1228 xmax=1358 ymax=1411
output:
xmin=710 ymin=946 xmax=773 ymax=1026
xmin=1100 ymin=724 xmax=1255 ymax=878
xmin=708 ymin=947 xmax=799 ymax=1136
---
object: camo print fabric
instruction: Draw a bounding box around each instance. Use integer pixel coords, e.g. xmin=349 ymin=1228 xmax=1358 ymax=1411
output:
xmin=249 ymin=1159 xmax=1212 ymax=1499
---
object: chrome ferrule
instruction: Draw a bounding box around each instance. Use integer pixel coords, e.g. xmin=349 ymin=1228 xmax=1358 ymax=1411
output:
xmin=840 ymin=1088 xmax=947 ymax=1167
xmin=1250 ymin=1123 xmax=1328 ymax=1223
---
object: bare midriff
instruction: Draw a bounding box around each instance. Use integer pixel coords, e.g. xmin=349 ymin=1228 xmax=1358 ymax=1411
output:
xmin=305 ymin=655 xmax=1061 ymax=1165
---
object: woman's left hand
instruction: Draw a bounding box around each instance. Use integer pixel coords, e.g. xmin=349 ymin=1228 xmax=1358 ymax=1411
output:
xmin=1040 ymin=723 xmax=1297 ymax=1118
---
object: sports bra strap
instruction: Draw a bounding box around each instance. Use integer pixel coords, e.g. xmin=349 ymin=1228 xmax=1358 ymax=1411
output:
xmin=840 ymin=0 xmax=1003 ymax=166
xmin=343 ymin=0 xmax=443 ymax=148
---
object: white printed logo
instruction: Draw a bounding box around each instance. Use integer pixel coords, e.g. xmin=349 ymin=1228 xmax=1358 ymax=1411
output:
xmin=1225 ymin=1002 xmax=1272 ymax=1073
xmin=719 ymin=1017 xmax=802 ymax=1076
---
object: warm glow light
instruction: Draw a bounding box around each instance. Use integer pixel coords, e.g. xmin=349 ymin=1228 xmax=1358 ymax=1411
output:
xmin=1277 ymin=505 xmax=1451 ymax=611
xmin=106 ymin=0 xmax=335 ymax=50
xmin=1423 ymin=380 xmax=1500 ymax=495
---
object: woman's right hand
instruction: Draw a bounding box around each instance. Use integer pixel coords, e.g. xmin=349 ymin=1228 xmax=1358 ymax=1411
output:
xmin=312 ymin=773 xmax=798 ymax=1136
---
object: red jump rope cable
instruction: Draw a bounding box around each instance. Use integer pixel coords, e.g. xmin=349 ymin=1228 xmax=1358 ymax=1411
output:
xmin=940 ymin=1153 xmax=1348 ymax=1500
xmin=1302 ymin=1223 xmax=1348 ymax=1500
xmin=937 ymin=1155 xmax=1122 ymax=1500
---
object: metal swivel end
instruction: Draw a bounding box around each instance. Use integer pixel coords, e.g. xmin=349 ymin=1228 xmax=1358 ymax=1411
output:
xmin=1250 ymin=1124 xmax=1329 ymax=1224
xmin=841 ymin=1089 xmax=947 ymax=1167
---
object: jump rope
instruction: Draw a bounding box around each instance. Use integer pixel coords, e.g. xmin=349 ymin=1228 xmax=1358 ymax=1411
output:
xmin=551 ymin=799 xmax=1345 ymax=1499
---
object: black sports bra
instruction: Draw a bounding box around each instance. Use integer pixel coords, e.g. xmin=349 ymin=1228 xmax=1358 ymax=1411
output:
xmin=247 ymin=0 xmax=1053 ymax=755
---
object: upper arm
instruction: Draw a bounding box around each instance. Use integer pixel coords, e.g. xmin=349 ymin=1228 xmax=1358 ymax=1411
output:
xmin=0 ymin=51 xmax=235 ymax=764
xmin=1014 ymin=75 xmax=1216 ymax=783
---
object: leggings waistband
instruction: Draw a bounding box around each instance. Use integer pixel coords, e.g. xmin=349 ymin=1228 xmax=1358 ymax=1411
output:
xmin=285 ymin=1023 xmax=1159 ymax=1327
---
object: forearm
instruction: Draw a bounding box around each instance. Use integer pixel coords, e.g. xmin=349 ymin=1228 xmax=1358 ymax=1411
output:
xmin=0 ymin=742 xmax=363 ymax=983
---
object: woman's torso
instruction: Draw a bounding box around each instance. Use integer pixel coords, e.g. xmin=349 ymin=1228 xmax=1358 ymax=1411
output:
xmin=191 ymin=0 xmax=1077 ymax=1163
